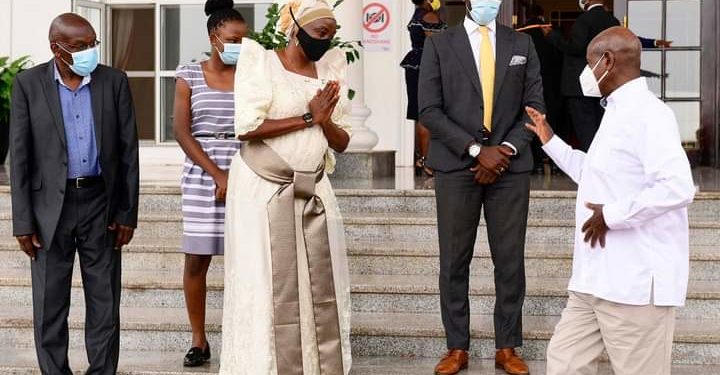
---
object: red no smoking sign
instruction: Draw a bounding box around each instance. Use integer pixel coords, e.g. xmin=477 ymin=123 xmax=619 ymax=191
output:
xmin=363 ymin=2 xmax=390 ymax=33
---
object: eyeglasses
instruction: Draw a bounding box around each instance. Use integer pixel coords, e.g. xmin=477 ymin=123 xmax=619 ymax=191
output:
xmin=56 ymin=39 xmax=101 ymax=53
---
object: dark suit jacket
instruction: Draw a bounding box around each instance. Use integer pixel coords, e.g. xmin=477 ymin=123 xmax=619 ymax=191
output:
xmin=523 ymin=18 xmax=563 ymax=114
xmin=549 ymin=6 xmax=620 ymax=97
xmin=10 ymin=60 xmax=139 ymax=246
xmin=418 ymin=24 xmax=545 ymax=173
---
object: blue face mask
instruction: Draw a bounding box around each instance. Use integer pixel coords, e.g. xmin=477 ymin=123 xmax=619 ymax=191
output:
xmin=215 ymin=36 xmax=242 ymax=65
xmin=58 ymin=44 xmax=99 ymax=77
xmin=468 ymin=0 xmax=502 ymax=26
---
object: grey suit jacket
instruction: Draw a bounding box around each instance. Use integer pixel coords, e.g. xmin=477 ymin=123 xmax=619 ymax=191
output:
xmin=10 ymin=60 xmax=139 ymax=246
xmin=419 ymin=24 xmax=545 ymax=173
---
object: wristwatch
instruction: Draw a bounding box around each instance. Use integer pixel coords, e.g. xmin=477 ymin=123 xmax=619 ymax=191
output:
xmin=468 ymin=143 xmax=482 ymax=158
xmin=302 ymin=112 xmax=314 ymax=127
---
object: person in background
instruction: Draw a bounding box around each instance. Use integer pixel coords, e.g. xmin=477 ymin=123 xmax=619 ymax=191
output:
xmin=545 ymin=0 xmax=671 ymax=152
xmin=526 ymin=27 xmax=695 ymax=375
xmin=521 ymin=4 xmax=563 ymax=174
xmin=419 ymin=0 xmax=545 ymax=373
xmin=173 ymin=0 xmax=247 ymax=367
xmin=401 ymin=0 xmax=447 ymax=177
xmin=10 ymin=13 xmax=139 ymax=374
xmin=220 ymin=0 xmax=353 ymax=373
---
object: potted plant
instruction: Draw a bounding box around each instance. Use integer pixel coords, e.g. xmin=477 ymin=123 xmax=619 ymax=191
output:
xmin=250 ymin=1 xmax=362 ymax=99
xmin=0 ymin=56 xmax=32 ymax=165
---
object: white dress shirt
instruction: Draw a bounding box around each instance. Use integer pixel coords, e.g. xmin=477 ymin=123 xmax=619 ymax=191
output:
xmin=462 ymin=17 xmax=518 ymax=154
xmin=542 ymin=78 xmax=696 ymax=307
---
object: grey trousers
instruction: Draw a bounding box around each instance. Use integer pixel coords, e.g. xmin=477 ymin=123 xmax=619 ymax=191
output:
xmin=31 ymin=182 xmax=121 ymax=375
xmin=434 ymin=169 xmax=530 ymax=350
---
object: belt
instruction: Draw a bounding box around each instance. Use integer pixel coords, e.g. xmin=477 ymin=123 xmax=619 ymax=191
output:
xmin=194 ymin=132 xmax=236 ymax=140
xmin=67 ymin=176 xmax=103 ymax=189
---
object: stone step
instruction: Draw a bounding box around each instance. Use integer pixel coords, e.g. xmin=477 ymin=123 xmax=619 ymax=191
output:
xmin=351 ymin=313 xmax=720 ymax=365
xmin=1 ymin=188 xmax=719 ymax=220
xmin=0 ymin=307 xmax=717 ymax=364
xmin=341 ymin=215 xmax=720 ymax=246
xmin=2 ymin=351 xmax=718 ymax=375
xmin=1 ymin=349 xmax=218 ymax=375
xmin=350 ymin=275 xmax=720 ymax=320
xmin=4 ymin=213 xmax=718 ymax=246
xmin=1 ymin=240 xmax=717 ymax=280
xmin=347 ymin=241 xmax=720 ymax=280
xmin=1 ymin=269 xmax=719 ymax=319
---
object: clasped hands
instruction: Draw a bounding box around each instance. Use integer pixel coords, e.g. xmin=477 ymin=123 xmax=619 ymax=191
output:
xmin=308 ymin=80 xmax=341 ymax=128
xmin=470 ymin=145 xmax=515 ymax=185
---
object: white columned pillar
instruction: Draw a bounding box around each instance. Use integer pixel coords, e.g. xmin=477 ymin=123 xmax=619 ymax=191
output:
xmin=335 ymin=0 xmax=378 ymax=151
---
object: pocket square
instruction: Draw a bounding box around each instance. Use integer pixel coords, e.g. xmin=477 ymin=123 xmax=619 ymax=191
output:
xmin=509 ymin=55 xmax=527 ymax=66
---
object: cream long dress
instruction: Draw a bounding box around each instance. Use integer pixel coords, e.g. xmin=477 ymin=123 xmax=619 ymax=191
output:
xmin=219 ymin=39 xmax=352 ymax=375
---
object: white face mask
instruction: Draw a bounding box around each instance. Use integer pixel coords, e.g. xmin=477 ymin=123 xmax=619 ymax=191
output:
xmin=579 ymin=54 xmax=609 ymax=97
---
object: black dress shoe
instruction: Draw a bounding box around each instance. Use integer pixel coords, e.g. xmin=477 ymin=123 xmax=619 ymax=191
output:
xmin=184 ymin=342 xmax=211 ymax=367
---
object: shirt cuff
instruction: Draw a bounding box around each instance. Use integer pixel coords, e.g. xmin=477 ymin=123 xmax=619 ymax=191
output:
xmin=602 ymin=203 xmax=629 ymax=231
xmin=501 ymin=142 xmax=518 ymax=155
xmin=541 ymin=135 xmax=563 ymax=157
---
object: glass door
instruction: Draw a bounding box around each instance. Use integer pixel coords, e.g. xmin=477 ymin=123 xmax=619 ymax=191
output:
xmin=157 ymin=3 xmax=273 ymax=143
xmin=74 ymin=1 xmax=107 ymax=63
xmin=625 ymin=0 xmax=702 ymax=155
xmin=109 ymin=5 xmax=156 ymax=141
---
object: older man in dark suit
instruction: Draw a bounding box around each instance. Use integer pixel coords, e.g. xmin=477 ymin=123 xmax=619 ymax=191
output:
xmin=418 ymin=0 xmax=544 ymax=374
xmin=10 ymin=13 xmax=139 ymax=375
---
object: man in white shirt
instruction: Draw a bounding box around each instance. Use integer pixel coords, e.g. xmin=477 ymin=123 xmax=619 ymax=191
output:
xmin=525 ymin=27 xmax=696 ymax=375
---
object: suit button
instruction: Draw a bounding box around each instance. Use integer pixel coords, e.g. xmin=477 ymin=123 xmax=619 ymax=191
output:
xmin=59 ymin=189 xmax=65 ymax=194
xmin=62 ymin=161 xmax=67 ymax=166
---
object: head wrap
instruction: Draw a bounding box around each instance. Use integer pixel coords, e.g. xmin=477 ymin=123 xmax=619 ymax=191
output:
xmin=278 ymin=0 xmax=336 ymax=37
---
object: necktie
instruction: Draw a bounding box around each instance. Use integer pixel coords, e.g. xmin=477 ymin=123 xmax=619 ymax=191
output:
xmin=479 ymin=26 xmax=495 ymax=131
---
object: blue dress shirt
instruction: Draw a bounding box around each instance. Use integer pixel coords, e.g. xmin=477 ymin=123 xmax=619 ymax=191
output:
xmin=54 ymin=63 xmax=101 ymax=178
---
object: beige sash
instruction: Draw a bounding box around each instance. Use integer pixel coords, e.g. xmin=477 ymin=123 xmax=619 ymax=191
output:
xmin=240 ymin=141 xmax=344 ymax=375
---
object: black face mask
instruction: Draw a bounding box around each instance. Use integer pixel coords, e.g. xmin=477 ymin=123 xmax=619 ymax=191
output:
xmin=290 ymin=8 xmax=333 ymax=62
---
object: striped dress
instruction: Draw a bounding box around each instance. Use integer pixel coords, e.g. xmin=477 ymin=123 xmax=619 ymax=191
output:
xmin=176 ymin=63 xmax=241 ymax=255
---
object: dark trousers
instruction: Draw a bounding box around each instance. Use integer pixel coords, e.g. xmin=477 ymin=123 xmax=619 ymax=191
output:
xmin=31 ymin=182 xmax=121 ymax=375
xmin=566 ymin=96 xmax=604 ymax=152
xmin=435 ymin=170 xmax=530 ymax=350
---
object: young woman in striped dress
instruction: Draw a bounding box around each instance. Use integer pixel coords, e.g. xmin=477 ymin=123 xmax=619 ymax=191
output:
xmin=172 ymin=0 xmax=247 ymax=367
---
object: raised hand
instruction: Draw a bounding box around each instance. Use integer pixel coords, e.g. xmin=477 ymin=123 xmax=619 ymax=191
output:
xmin=525 ymin=106 xmax=555 ymax=145
xmin=309 ymin=81 xmax=340 ymax=127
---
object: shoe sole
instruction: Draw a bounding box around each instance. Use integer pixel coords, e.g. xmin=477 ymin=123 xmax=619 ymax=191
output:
xmin=495 ymin=363 xmax=529 ymax=375
xmin=183 ymin=358 xmax=210 ymax=367
xmin=434 ymin=362 xmax=469 ymax=375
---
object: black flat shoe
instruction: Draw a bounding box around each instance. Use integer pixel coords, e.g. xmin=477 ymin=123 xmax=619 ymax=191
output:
xmin=183 ymin=342 xmax=211 ymax=367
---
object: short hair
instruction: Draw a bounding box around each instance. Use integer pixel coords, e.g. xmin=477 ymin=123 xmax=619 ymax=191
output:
xmin=204 ymin=0 xmax=246 ymax=34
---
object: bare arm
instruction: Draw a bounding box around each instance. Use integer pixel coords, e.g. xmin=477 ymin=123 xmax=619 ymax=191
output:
xmin=173 ymin=78 xmax=224 ymax=178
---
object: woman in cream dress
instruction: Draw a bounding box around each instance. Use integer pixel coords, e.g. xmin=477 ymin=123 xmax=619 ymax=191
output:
xmin=220 ymin=1 xmax=352 ymax=374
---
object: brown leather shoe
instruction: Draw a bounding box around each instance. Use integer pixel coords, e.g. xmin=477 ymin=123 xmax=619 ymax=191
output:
xmin=495 ymin=348 xmax=529 ymax=375
xmin=434 ymin=349 xmax=469 ymax=375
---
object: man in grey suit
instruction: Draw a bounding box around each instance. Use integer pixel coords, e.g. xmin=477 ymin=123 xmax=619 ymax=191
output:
xmin=419 ymin=1 xmax=544 ymax=374
xmin=10 ymin=13 xmax=139 ymax=374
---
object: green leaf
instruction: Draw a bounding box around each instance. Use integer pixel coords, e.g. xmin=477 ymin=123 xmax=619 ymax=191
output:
xmin=348 ymin=88 xmax=356 ymax=101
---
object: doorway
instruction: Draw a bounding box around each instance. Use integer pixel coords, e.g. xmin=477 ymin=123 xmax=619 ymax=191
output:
xmin=512 ymin=0 xmax=717 ymax=167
